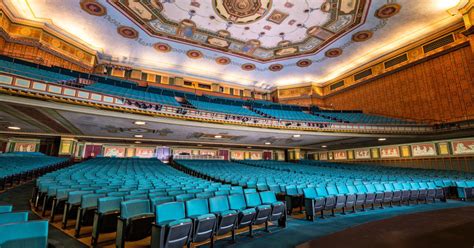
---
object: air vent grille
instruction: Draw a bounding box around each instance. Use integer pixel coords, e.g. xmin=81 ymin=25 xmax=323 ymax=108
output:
xmin=354 ymin=69 xmax=372 ymax=81
xmin=384 ymin=54 xmax=408 ymax=69
xmin=423 ymin=34 xmax=454 ymax=53
xmin=330 ymin=81 xmax=345 ymax=90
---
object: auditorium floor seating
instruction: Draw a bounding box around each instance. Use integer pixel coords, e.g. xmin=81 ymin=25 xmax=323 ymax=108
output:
xmin=0 ymin=157 xmax=472 ymax=248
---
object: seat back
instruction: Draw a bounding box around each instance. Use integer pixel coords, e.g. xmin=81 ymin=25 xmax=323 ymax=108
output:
xmin=155 ymin=202 xmax=186 ymax=224
xmin=259 ymin=191 xmax=277 ymax=204
xmin=98 ymin=196 xmax=122 ymax=214
xmin=316 ymin=186 xmax=329 ymax=197
xmin=285 ymin=185 xmax=298 ymax=196
xmin=150 ymin=196 xmax=175 ymax=212
xmin=384 ymin=183 xmax=395 ymax=191
xmin=68 ymin=190 xmax=93 ymax=204
xmin=365 ymin=184 xmax=377 ymax=193
xmin=196 ymin=192 xmax=214 ymax=199
xmin=214 ymin=190 xmax=230 ymax=196
xmin=209 ymin=196 xmax=230 ymax=213
xmin=185 ymin=198 xmax=210 ymax=217
xmin=0 ymin=220 xmax=48 ymax=248
xmin=0 ymin=205 xmax=13 ymax=214
xmin=120 ymin=199 xmax=151 ymax=219
xmin=228 ymin=194 xmax=247 ymax=211
xmin=107 ymin=191 xmax=128 ymax=197
xmin=347 ymin=185 xmax=358 ymax=194
xmin=148 ymin=192 xmax=167 ymax=198
xmin=0 ymin=211 xmax=28 ymax=225
xmin=356 ymin=184 xmax=368 ymax=193
xmin=326 ymin=186 xmax=339 ymax=195
xmin=243 ymin=188 xmax=257 ymax=194
xmin=244 ymin=192 xmax=263 ymax=208
xmin=336 ymin=185 xmax=349 ymax=194
xmin=374 ymin=183 xmax=385 ymax=192
xmin=303 ymin=187 xmax=317 ymax=198
xmin=176 ymin=194 xmax=195 ymax=202
xmin=81 ymin=193 xmax=106 ymax=208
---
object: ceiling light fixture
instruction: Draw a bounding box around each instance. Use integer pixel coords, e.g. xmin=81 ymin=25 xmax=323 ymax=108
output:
xmin=134 ymin=141 xmax=142 ymax=144
xmin=7 ymin=126 xmax=21 ymax=130
xmin=197 ymin=144 xmax=203 ymax=147
xmin=214 ymin=135 xmax=222 ymax=139
xmin=134 ymin=134 xmax=143 ymax=138
xmin=265 ymin=142 xmax=271 ymax=145
xmin=134 ymin=121 xmax=146 ymax=125
xmin=247 ymin=146 xmax=252 ymax=149
xmin=378 ymin=138 xmax=387 ymax=141
xmin=321 ymin=145 xmax=327 ymax=148
xmin=293 ymin=134 xmax=301 ymax=138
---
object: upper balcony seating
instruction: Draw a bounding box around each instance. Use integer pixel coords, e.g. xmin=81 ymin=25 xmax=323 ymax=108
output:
xmin=0 ymin=153 xmax=68 ymax=190
xmin=314 ymin=111 xmax=415 ymax=124
xmin=254 ymin=108 xmax=334 ymax=122
xmin=0 ymin=58 xmax=75 ymax=82
xmin=187 ymin=99 xmax=262 ymax=117
xmin=85 ymin=83 xmax=181 ymax=106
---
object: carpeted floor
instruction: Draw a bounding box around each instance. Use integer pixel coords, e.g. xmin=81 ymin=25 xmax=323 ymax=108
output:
xmin=1 ymin=181 xmax=473 ymax=248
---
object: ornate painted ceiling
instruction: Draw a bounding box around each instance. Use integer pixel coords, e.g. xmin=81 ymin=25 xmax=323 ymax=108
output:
xmin=0 ymin=0 xmax=465 ymax=88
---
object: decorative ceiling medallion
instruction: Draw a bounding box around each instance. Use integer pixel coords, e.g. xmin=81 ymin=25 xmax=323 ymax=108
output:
xmin=80 ymin=0 xmax=107 ymax=16
xmin=241 ymin=63 xmax=256 ymax=71
xmin=325 ymin=48 xmax=342 ymax=58
xmin=117 ymin=26 xmax=138 ymax=39
xmin=267 ymin=10 xmax=289 ymax=24
xmin=375 ymin=3 xmax=401 ymax=19
xmin=213 ymin=0 xmax=273 ymax=24
xmin=278 ymin=40 xmax=292 ymax=47
xmin=352 ymin=30 xmax=373 ymax=42
xmin=153 ymin=43 xmax=171 ymax=53
xmin=215 ymin=57 xmax=231 ymax=65
xmin=296 ymin=59 xmax=312 ymax=67
xmin=268 ymin=64 xmax=283 ymax=72
xmin=186 ymin=50 xmax=203 ymax=59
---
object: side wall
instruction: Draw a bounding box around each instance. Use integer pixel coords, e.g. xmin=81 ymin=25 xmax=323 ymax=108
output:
xmin=323 ymin=45 xmax=474 ymax=123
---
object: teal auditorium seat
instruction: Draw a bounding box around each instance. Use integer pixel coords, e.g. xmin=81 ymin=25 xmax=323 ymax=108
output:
xmin=227 ymin=194 xmax=257 ymax=236
xmin=116 ymin=199 xmax=154 ymax=248
xmin=0 ymin=205 xmax=13 ymax=214
xmin=254 ymin=107 xmax=333 ymax=122
xmin=0 ymin=220 xmax=49 ymax=248
xmin=209 ymin=196 xmax=238 ymax=243
xmin=244 ymin=193 xmax=272 ymax=232
xmin=91 ymin=196 xmax=122 ymax=246
xmin=0 ymin=211 xmax=29 ymax=225
xmin=151 ymin=202 xmax=192 ymax=248
xmin=185 ymin=198 xmax=217 ymax=246
xmin=259 ymin=191 xmax=287 ymax=228
xmin=188 ymin=99 xmax=261 ymax=117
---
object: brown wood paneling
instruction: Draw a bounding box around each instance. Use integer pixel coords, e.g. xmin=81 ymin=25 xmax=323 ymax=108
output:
xmin=324 ymin=46 xmax=474 ymax=123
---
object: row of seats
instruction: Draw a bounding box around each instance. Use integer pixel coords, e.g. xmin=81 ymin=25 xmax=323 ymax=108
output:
xmin=187 ymin=99 xmax=262 ymax=117
xmin=0 ymin=153 xmax=68 ymax=190
xmin=32 ymin=158 xmax=286 ymax=247
xmin=0 ymin=204 xmax=49 ymax=248
xmin=0 ymin=58 xmax=75 ymax=82
xmin=175 ymin=160 xmax=457 ymax=219
xmin=85 ymin=83 xmax=181 ymax=106
xmin=254 ymin=108 xmax=334 ymax=122
xmin=314 ymin=111 xmax=415 ymax=124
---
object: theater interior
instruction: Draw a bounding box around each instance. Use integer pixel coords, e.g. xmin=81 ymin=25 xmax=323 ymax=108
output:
xmin=0 ymin=0 xmax=473 ymax=247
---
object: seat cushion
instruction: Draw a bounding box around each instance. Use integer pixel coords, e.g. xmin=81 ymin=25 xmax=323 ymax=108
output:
xmin=241 ymin=208 xmax=256 ymax=215
xmin=157 ymin=218 xmax=192 ymax=227
xmin=217 ymin=210 xmax=238 ymax=217
xmin=256 ymin=204 xmax=271 ymax=211
xmin=196 ymin=213 xmax=216 ymax=221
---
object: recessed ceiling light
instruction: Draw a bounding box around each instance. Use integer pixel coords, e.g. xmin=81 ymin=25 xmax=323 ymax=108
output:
xmin=321 ymin=145 xmax=327 ymax=148
xmin=197 ymin=144 xmax=203 ymax=147
xmin=134 ymin=134 xmax=143 ymax=138
xmin=134 ymin=121 xmax=146 ymax=125
xmin=293 ymin=134 xmax=301 ymax=138
xmin=265 ymin=142 xmax=271 ymax=145
xmin=214 ymin=135 xmax=222 ymax=139
xmin=378 ymin=138 xmax=386 ymax=141
xmin=7 ymin=126 xmax=21 ymax=130
xmin=134 ymin=141 xmax=142 ymax=144
xmin=247 ymin=146 xmax=252 ymax=149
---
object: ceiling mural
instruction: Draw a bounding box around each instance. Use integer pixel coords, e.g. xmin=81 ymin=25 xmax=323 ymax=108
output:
xmin=1 ymin=0 xmax=464 ymax=87
xmin=109 ymin=0 xmax=369 ymax=61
